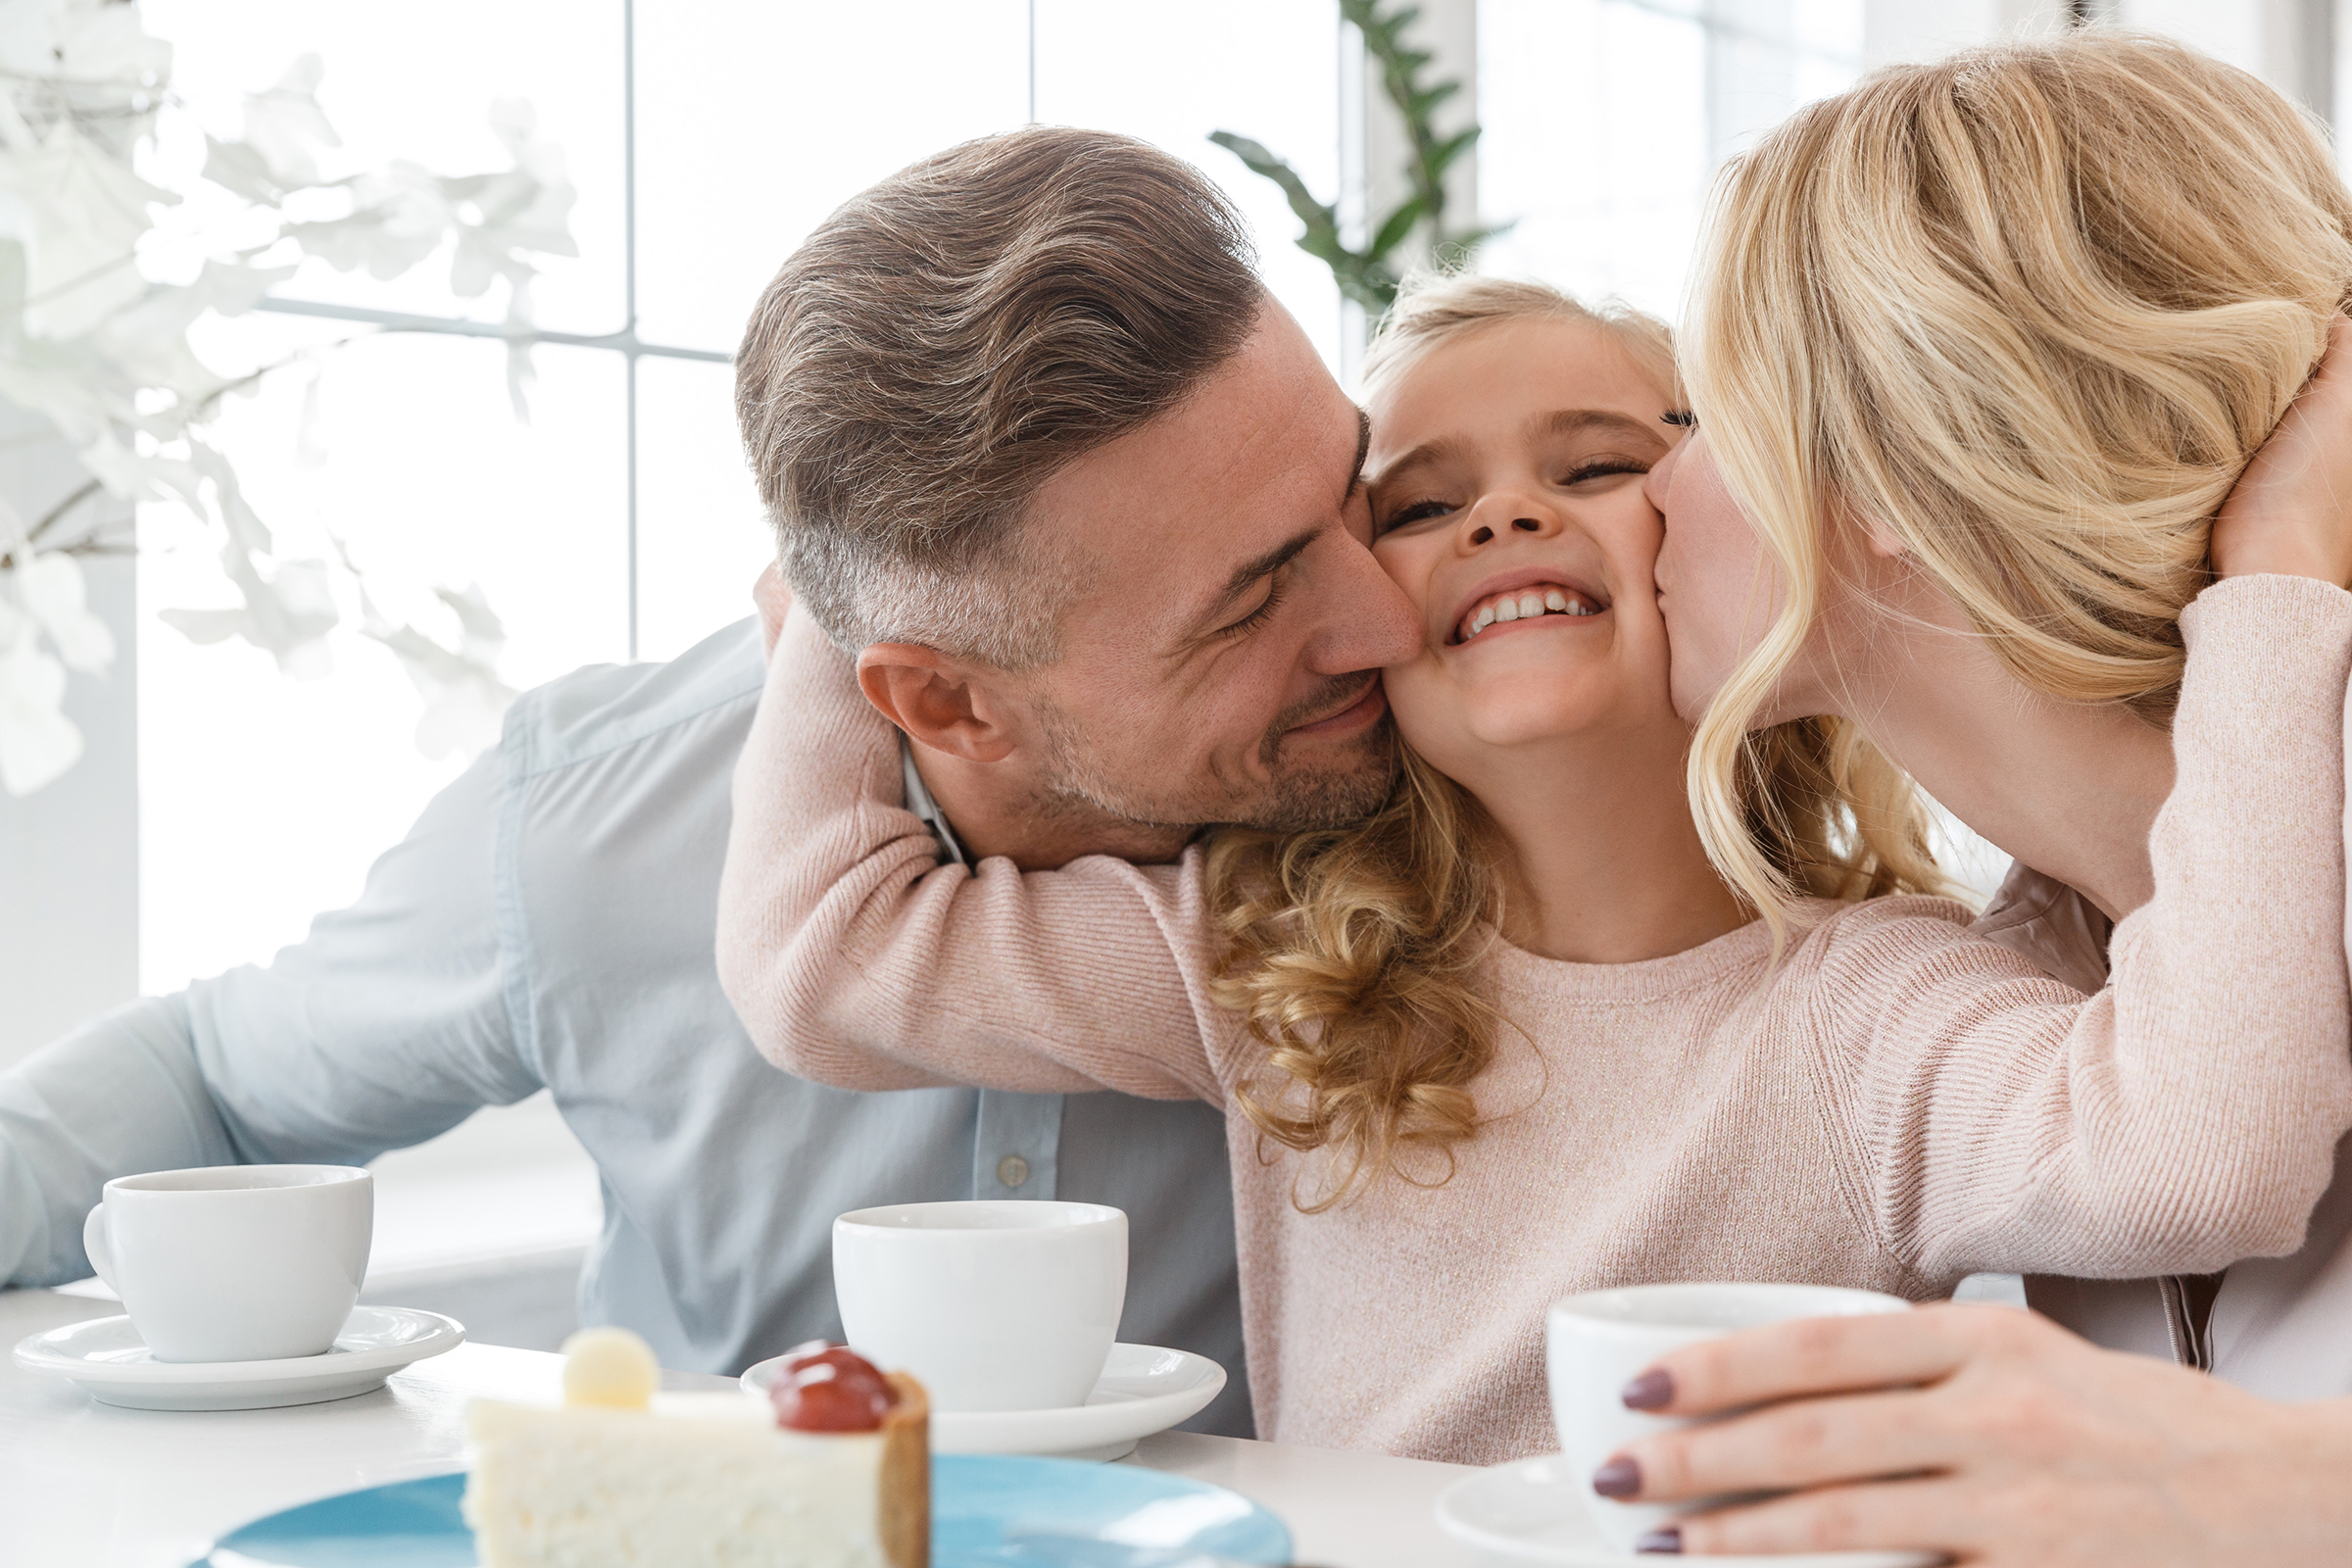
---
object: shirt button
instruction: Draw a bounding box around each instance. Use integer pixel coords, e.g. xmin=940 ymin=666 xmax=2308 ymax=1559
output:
xmin=997 ymin=1154 xmax=1031 ymax=1190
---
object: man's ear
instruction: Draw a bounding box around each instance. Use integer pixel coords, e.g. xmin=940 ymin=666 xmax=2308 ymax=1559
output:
xmin=856 ymin=644 xmax=1019 ymax=763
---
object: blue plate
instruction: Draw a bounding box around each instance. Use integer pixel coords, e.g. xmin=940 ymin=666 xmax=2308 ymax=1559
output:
xmin=193 ymin=1454 xmax=1293 ymax=1566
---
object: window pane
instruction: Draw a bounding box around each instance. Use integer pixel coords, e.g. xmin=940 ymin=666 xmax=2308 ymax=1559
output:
xmin=1793 ymin=0 xmax=1867 ymax=56
xmin=636 ymin=357 xmax=773 ymax=662
xmin=1479 ymin=0 xmax=1711 ymax=318
xmin=1034 ymin=0 xmax=1345 ymax=372
xmin=633 ymin=1 xmax=1029 ymax=355
xmin=141 ymin=0 xmax=626 ymax=336
xmin=139 ymin=335 xmax=627 ymax=994
xmin=1477 ymin=0 xmax=1861 ymax=320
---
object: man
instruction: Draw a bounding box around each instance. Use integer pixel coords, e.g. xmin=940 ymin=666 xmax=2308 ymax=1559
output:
xmin=0 ymin=127 xmax=1415 ymax=1441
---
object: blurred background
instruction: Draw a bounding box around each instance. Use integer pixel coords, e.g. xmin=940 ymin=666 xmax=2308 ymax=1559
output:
xmin=1 ymin=0 xmax=2338 ymax=1339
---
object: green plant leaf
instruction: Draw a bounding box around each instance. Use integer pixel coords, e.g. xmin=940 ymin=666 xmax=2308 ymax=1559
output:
xmin=1207 ymin=131 xmax=1341 ymax=236
xmin=1369 ymin=200 xmax=1424 ymax=261
xmin=1427 ymin=124 xmax=1482 ymax=177
xmin=1212 ymin=0 xmax=1509 ymax=322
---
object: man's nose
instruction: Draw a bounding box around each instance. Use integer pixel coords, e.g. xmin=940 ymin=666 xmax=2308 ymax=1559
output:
xmin=1317 ymin=531 xmax=1421 ymax=671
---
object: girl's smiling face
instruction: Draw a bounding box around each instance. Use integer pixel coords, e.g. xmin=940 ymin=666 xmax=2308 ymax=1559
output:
xmin=1366 ymin=317 xmax=1684 ymax=780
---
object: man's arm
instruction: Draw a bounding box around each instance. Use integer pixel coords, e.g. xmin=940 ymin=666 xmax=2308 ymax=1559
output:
xmin=1 ymin=743 xmax=538 ymax=1286
xmin=1 ymin=996 xmax=234 ymax=1284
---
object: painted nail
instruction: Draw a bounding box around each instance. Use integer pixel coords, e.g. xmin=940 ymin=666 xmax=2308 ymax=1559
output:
xmin=1591 ymin=1456 xmax=1642 ymax=1498
xmin=1621 ymin=1369 xmax=1674 ymax=1410
xmin=1636 ymin=1526 xmax=1684 ymax=1554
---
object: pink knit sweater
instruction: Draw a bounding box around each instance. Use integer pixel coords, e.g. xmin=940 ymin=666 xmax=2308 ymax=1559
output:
xmin=716 ymin=576 xmax=2352 ymax=1466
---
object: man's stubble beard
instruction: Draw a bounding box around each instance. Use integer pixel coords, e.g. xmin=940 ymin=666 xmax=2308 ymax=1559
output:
xmin=1032 ymin=673 xmax=1400 ymax=836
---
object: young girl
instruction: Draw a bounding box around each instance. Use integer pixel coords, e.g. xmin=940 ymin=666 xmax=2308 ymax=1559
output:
xmin=716 ymin=276 xmax=2352 ymax=1466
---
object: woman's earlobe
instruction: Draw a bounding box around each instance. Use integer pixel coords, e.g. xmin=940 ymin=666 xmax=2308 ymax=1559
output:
xmin=1853 ymin=511 xmax=1909 ymax=561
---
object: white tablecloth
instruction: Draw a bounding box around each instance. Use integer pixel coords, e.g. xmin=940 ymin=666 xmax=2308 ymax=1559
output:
xmin=1 ymin=1287 xmax=1484 ymax=1568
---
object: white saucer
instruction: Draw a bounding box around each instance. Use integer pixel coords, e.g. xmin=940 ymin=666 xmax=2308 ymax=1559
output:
xmin=741 ymin=1342 xmax=1226 ymax=1462
xmin=1435 ymin=1453 xmax=1942 ymax=1568
xmin=11 ymin=1304 xmax=465 ymax=1412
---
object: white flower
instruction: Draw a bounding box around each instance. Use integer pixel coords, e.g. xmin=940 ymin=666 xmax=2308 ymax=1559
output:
xmin=159 ymin=548 xmax=337 ymax=679
xmin=0 ymin=10 xmax=566 ymax=792
xmin=237 ymin=54 xmax=339 ymax=189
xmin=0 ymin=118 xmax=176 ymax=338
xmin=358 ymin=580 xmax=514 ymax=759
xmin=14 ymin=550 xmax=114 ymax=671
xmin=282 ymin=161 xmax=452 ymax=280
xmin=0 ymin=609 xmax=82 ymax=797
xmin=0 ymin=0 xmax=172 ymax=98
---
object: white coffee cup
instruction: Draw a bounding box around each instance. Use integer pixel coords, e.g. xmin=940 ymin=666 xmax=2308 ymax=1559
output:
xmin=1549 ymin=1281 xmax=1912 ymax=1552
xmin=832 ymin=1200 xmax=1126 ymax=1413
xmin=82 ymin=1165 xmax=373 ymax=1363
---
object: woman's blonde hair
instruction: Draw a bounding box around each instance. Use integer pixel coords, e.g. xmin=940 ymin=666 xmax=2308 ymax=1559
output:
xmin=1686 ymin=31 xmax=2352 ymax=921
xmin=1205 ymin=273 xmax=1944 ymax=1209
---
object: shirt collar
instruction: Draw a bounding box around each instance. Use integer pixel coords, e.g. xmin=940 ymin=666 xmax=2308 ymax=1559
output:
xmin=898 ymin=734 xmax=971 ymax=868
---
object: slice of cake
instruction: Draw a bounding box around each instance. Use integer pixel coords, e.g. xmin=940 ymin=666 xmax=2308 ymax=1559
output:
xmin=464 ymin=1328 xmax=928 ymax=1568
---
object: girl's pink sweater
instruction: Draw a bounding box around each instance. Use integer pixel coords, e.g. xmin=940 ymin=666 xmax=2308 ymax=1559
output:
xmin=717 ymin=575 xmax=2352 ymax=1465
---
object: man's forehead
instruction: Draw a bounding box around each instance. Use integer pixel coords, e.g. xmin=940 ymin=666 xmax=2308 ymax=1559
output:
xmin=1028 ymin=320 xmax=1360 ymax=612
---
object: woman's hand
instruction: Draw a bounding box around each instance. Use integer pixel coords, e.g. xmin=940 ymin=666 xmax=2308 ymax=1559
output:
xmin=2214 ymin=315 xmax=2352 ymax=587
xmin=1597 ymin=1302 xmax=2352 ymax=1565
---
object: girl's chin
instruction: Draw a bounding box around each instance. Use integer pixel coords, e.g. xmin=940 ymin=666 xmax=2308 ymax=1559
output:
xmin=1393 ymin=704 xmax=1638 ymax=760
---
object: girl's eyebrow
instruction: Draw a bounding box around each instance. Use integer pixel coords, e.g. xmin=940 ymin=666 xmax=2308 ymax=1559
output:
xmin=1524 ymin=408 xmax=1669 ymax=449
xmin=1366 ymin=431 xmax=1473 ymax=487
xmin=1372 ymin=408 xmax=1665 ymax=486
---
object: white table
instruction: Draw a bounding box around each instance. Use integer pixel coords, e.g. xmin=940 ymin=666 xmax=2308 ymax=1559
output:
xmin=2 ymin=1287 xmax=1486 ymax=1568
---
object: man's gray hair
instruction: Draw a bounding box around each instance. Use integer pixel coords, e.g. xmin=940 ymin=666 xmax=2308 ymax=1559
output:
xmin=734 ymin=127 xmax=1264 ymax=670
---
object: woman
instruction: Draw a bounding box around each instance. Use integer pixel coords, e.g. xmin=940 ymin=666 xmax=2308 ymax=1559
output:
xmin=716 ymin=270 xmax=2350 ymax=1465
xmin=1600 ymin=29 xmax=2352 ymax=1561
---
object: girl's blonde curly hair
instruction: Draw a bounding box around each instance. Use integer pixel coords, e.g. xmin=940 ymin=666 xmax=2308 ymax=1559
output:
xmin=1204 ymin=274 xmax=1946 ymax=1210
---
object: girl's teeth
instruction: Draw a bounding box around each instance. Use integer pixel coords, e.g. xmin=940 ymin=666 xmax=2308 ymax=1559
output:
xmin=1457 ymin=584 xmax=1605 ymax=641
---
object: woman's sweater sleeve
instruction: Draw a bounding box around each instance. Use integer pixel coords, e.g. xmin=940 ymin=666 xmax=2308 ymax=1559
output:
xmin=1801 ymin=574 xmax=2352 ymax=1281
xmin=714 ymin=608 xmax=1229 ymax=1104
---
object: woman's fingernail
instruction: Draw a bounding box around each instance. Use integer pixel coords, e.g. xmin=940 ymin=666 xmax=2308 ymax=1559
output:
xmin=1636 ymin=1526 xmax=1684 ymax=1554
xmin=1621 ymin=1369 xmax=1674 ymax=1410
xmin=1591 ymin=1456 xmax=1642 ymax=1498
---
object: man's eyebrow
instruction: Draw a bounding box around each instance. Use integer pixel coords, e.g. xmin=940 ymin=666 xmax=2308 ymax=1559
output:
xmin=1194 ymin=524 xmax=1323 ymax=634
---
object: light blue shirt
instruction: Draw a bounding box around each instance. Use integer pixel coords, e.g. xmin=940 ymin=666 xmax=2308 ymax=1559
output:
xmin=0 ymin=619 xmax=1249 ymax=1433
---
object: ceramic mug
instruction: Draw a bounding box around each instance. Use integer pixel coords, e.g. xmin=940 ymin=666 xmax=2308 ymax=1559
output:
xmin=83 ymin=1165 xmax=373 ymax=1363
xmin=1548 ymin=1281 xmax=1913 ymax=1552
xmin=833 ymin=1200 xmax=1126 ymax=1413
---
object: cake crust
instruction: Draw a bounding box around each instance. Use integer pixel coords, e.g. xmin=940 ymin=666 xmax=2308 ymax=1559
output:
xmin=879 ymin=1372 xmax=929 ymax=1568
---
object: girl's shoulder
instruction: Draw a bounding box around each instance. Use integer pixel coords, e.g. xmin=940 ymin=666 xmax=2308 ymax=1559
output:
xmin=1779 ymin=891 xmax=2080 ymax=997
xmin=1788 ymin=892 xmax=1983 ymax=943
